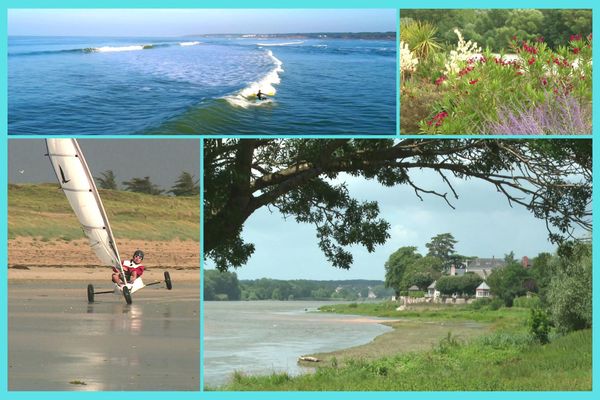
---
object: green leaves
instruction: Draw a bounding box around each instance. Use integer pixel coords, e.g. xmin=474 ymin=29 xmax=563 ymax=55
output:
xmin=204 ymin=139 xmax=591 ymax=271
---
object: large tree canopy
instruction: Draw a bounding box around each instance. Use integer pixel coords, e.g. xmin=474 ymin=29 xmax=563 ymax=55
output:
xmin=204 ymin=139 xmax=591 ymax=271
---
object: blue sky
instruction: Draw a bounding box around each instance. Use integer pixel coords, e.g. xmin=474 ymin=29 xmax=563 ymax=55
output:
xmin=8 ymin=9 xmax=396 ymax=36
xmin=206 ymin=169 xmax=579 ymax=281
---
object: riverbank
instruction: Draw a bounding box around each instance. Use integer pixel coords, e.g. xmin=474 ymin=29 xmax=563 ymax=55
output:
xmin=213 ymin=303 xmax=592 ymax=391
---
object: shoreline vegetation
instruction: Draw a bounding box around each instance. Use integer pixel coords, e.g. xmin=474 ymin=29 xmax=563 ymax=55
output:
xmin=209 ymin=302 xmax=591 ymax=391
xmin=8 ymin=183 xmax=200 ymax=277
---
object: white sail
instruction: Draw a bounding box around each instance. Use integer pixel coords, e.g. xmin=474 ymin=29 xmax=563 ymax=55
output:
xmin=45 ymin=139 xmax=121 ymax=269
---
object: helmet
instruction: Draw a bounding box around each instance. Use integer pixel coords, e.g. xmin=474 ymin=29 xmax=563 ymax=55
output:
xmin=133 ymin=250 xmax=144 ymax=260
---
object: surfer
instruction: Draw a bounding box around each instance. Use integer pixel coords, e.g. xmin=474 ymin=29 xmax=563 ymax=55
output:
xmin=112 ymin=250 xmax=145 ymax=285
xmin=257 ymin=89 xmax=266 ymax=100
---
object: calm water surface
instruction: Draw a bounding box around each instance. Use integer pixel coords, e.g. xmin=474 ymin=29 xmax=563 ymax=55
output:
xmin=203 ymin=300 xmax=394 ymax=387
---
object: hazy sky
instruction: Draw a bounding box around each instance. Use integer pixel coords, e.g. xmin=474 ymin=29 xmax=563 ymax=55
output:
xmin=8 ymin=139 xmax=200 ymax=190
xmin=8 ymin=9 xmax=397 ymax=36
xmin=205 ymin=169 xmax=574 ymax=281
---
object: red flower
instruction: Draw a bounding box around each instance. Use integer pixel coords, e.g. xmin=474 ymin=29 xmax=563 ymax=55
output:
xmin=528 ymin=57 xmax=536 ymax=65
xmin=573 ymin=47 xmax=580 ymax=54
xmin=469 ymin=79 xmax=478 ymax=85
xmin=570 ymin=34 xmax=582 ymax=42
xmin=541 ymin=77 xmax=548 ymax=86
xmin=516 ymin=71 xmax=524 ymax=76
xmin=428 ymin=111 xmax=449 ymax=127
xmin=434 ymin=75 xmax=447 ymax=86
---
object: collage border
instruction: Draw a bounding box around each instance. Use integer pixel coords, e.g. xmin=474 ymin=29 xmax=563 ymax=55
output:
xmin=0 ymin=0 xmax=597 ymax=399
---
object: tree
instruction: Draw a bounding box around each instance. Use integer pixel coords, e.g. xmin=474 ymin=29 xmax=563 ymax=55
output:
xmin=402 ymin=255 xmax=442 ymax=290
xmin=487 ymin=262 xmax=533 ymax=306
xmin=384 ymin=246 xmax=422 ymax=298
xmin=204 ymin=269 xmax=241 ymax=301
xmin=425 ymin=233 xmax=459 ymax=271
xmin=204 ymin=139 xmax=591 ymax=271
xmin=122 ymin=176 xmax=164 ymax=195
xmin=169 ymin=171 xmax=200 ymax=196
xmin=95 ymin=170 xmax=117 ymax=190
xmin=546 ymin=242 xmax=591 ymax=333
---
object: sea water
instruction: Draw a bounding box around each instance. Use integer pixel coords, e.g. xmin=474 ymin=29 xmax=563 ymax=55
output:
xmin=8 ymin=36 xmax=396 ymax=135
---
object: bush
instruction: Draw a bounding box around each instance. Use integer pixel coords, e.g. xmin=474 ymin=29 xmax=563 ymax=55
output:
xmin=513 ymin=295 xmax=541 ymax=309
xmin=488 ymin=298 xmax=504 ymax=310
xmin=529 ymin=307 xmax=551 ymax=344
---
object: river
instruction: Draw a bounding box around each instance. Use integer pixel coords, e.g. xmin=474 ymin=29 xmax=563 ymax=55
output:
xmin=203 ymin=300 xmax=394 ymax=387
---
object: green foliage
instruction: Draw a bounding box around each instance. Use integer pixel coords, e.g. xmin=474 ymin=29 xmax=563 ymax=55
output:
xmin=529 ymin=307 xmax=551 ymax=344
xmin=238 ymin=278 xmax=390 ymax=301
xmin=546 ymin=242 xmax=591 ymax=333
xmin=435 ymin=273 xmax=482 ymax=297
xmin=487 ymin=262 xmax=534 ymax=306
xmin=400 ymin=20 xmax=442 ymax=59
xmin=204 ymin=269 xmax=241 ymax=301
xmin=95 ymin=170 xmax=117 ymax=190
xmin=384 ymin=246 xmax=421 ymax=297
xmin=401 ymin=9 xmax=591 ymax=51
xmin=513 ymin=295 xmax=541 ymax=309
xmin=169 ymin=171 xmax=200 ymax=196
xmin=425 ymin=233 xmax=458 ymax=270
xmin=122 ymin=176 xmax=164 ymax=195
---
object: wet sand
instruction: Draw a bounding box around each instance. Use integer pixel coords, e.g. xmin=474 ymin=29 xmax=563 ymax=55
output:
xmin=8 ymin=279 xmax=199 ymax=391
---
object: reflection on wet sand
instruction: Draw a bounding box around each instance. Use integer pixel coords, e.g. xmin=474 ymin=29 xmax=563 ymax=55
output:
xmin=9 ymin=281 xmax=199 ymax=391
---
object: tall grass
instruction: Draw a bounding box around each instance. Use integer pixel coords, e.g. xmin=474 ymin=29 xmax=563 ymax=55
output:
xmin=215 ymin=329 xmax=591 ymax=391
xmin=8 ymin=183 xmax=200 ymax=241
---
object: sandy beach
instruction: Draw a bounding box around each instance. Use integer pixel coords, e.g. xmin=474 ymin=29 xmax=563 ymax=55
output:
xmin=7 ymin=237 xmax=201 ymax=391
xmin=8 ymin=237 xmax=200 ymax=281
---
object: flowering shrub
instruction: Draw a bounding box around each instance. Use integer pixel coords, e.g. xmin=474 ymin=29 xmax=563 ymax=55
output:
xmin=486 ymin=94 xmax=592 ymax=134
xmin=415 ymin=33 xmax=592 ymax=134
xmin=444 ymin=29 xmax=482 ymax=76
xmin=400 ymin=41 xmax=419 ymax=74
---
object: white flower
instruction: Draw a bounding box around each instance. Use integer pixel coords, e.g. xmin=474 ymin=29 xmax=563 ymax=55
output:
xmin=400 ymin=41 xmax=419 ymax=73
xmin=445 ymin=29 xmax=482 ymax=76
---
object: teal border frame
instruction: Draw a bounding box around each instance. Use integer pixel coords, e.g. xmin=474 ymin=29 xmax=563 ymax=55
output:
xmin=1 ymin=1 xmax=597 ymax=399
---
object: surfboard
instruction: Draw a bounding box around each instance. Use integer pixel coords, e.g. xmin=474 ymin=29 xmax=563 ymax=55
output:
xmin=45 ymin=139 xmax=124 ymax=274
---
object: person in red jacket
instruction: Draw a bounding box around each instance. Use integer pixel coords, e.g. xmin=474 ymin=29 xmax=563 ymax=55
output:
xmin=112 ymin=250 xmax=145 ymax=285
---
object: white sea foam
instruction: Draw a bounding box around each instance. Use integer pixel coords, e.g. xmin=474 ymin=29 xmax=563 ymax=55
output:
xmin=256 ymin=41 xmax=304 ymax=47
xmin=180 ymin=41 xmax=201 ymax=46
xmin=225 ymin=50 xmax=284 ymax=109
xmin=92 ymin=45 xmax=147 ymax=53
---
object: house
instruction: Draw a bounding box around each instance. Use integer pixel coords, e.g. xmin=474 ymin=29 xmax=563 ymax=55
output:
xmin=475 ymin=281 xmax=491 ymax=298
xmin=408 ymin=285 xmax=421 ymax=296
xmin=426 ymin=281 xmax=440 ymax=298
xmin=464 ymin=257 xmax=506 ymax=278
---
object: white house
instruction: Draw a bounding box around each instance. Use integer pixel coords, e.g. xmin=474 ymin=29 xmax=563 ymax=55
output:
xmin=475 ymin=281 xmax=491 ymax=298
xmin=426 ymin=281 xmax=440 ymax=298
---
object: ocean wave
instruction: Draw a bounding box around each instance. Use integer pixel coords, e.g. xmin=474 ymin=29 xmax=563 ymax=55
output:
xmin=256 ymin=41 xmax=304 ymax=47
xmin=179 ymin=41 xmax=201 ymax=46
xmin=12 ymin=43 xmax=173 ymax=57
xmin=224 ymin=50 xmax=284 ymax=109
xmin=87 ymin=45 xmax=147 ymax=53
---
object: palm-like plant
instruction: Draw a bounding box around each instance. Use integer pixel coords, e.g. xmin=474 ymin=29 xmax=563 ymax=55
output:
xmin=401 ymin=20 xmax=442 ymax=60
